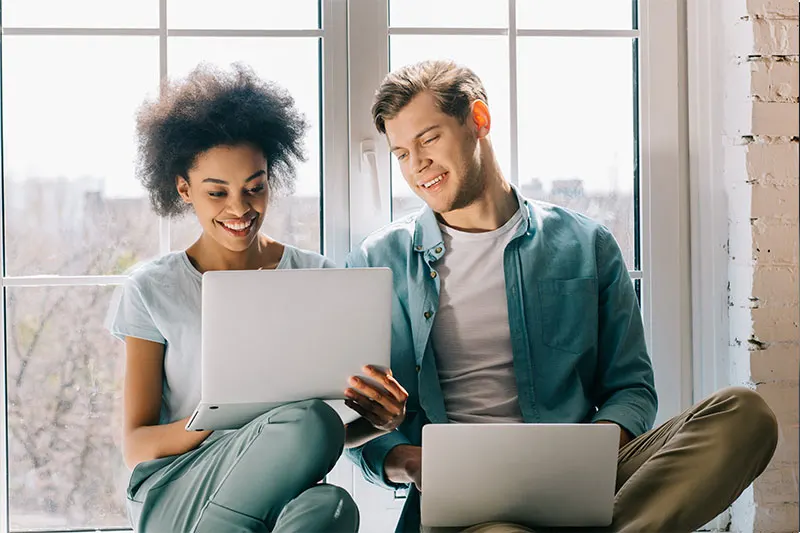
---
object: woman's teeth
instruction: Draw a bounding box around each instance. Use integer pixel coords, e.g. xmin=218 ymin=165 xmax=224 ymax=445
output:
xmin=220 ymin=218 xmax=254 ymax=231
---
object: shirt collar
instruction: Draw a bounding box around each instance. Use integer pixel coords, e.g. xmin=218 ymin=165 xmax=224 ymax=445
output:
xmin=412 ymin=183 xmax=535 ymax=256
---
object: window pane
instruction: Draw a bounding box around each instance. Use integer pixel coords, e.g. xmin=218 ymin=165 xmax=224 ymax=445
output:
xmin=390 ymin=0 xmax=508 ymax=28
xmin=2 ymin=36 xmax=161 ymax=276
xmin=389 ymin=36 xmax=510 ymax=221
xmin=2 ymin=0 xmax=158 ymax=28
xmin=168 ymin=0 xmax=319 ymax=30
xmin=168 ymin=38 xmax=322 ymax=253
xmin=517 ymin=0 xmax=634 ymax=30
xmin=517 ymin=37 xmax=635 ymax=268
xmin=7 ymin=286 xmax=127 ymax=530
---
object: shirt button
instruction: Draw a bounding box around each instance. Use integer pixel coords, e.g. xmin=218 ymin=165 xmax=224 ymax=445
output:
xmin=415 ymin=245 xmax=423 ymax=251
xmin=415 ymin=365 xmax=421 ymax=372
xmin=435 ymin=247 xmax=442 ymax=254
xmin=424 ymin=311 xmax=432 ymax=319
xmin=430 ymin=271 xmax=437 ymax=279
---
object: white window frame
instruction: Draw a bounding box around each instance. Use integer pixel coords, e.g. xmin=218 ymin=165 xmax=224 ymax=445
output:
xmin=686 ymin=0 xmax=734 ymax=400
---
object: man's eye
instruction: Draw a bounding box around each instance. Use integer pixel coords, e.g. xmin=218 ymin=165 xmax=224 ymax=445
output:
xmin=422 ymin=136 xmax=438 ymax=145
xmin=396 ymin=153 xmax=407 ymax=161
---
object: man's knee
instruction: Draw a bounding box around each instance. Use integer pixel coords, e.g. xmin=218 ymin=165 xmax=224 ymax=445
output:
xmin=713 ymin=386 xmax=779 ymax=450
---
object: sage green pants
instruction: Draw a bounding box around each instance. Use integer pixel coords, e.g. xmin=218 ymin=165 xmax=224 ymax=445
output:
xmin=452 ymin=386 xmax=779 ymax=533
xmin=126 ymin=399 xmax=359 ymax=533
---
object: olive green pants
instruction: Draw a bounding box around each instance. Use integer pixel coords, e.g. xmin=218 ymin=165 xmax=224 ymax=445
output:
xmin=449 ymin=387 xmax=778 ymax=533
xmin=126 ymin=399 xmax=359 ymax=533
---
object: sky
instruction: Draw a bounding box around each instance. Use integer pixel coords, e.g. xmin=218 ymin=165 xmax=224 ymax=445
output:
xmin=2 ymin=0 xmax=635 ymax=201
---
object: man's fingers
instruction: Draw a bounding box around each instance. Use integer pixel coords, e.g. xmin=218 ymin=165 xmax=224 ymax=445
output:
xmin=346 ymin=388 xmax=396 ymax=421
xmin=363 ymin=366 xmax=409 ymax=403
xmin=344 ymin=399 xmax=372 ymax=420
xmin=348 ymin=377 xmax=403 ymax=416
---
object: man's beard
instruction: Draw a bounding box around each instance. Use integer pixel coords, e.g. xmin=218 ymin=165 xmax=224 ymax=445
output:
xmin=445 ymin=159 xmax=485 ymax=213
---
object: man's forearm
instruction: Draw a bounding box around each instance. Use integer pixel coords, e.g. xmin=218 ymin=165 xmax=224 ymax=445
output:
xmin=594 ymin=420 xmax=633 ymax=448
xmin=384 ymin=444 xmax=421 ymax=485
xmin=344 ymin=417 xmax=389 ymax=449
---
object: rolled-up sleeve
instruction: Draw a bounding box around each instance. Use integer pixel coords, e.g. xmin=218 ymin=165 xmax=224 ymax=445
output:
xmin=345 ymin=430 xmax=412 ymax=489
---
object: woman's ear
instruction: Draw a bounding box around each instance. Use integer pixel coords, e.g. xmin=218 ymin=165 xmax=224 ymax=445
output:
xmin=176 ymin=176 xmax=192 ymax=204
xmin=470 ymin=100 xmax=491 ymax=139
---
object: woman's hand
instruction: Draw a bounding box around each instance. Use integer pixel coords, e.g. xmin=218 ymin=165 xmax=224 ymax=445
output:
xmin=344 ymin=365 xmax=408 ymax=431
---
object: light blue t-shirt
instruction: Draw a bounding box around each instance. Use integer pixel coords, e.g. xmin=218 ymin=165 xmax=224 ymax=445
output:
xmin=106 ymin=245 xmax=334 ymax=426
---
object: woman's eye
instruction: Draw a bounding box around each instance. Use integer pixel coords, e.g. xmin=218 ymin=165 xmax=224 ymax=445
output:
xmin=396 ymin=153 xmax=407 ymax=161
xmin=248 ymin=184 xmax=266 ymax=194
xmin=208 ymin=191 xmax=226 ymax=198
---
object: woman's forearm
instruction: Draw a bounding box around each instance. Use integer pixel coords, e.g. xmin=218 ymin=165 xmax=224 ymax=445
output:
xmin=124 ymin=416 xmax=212 ymax=469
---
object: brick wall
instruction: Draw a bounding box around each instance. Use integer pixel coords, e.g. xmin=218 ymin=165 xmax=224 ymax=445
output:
xmin=721 ymin=0 xmax=799 ymax=531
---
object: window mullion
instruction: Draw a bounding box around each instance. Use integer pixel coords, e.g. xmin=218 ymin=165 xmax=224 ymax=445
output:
xmin=347 ymin=0 xmax=391 ymax=248
xmin=508 ymin=0 xmax=519 ymax=186
xmin=321 ymin=0 xmax=350 ymax=265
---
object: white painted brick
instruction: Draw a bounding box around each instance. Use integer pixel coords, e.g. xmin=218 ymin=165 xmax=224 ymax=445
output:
xmin=729 ymin=351 xmax=755 ymax=394
xmin=753 ymin=19 xmax=800 ymax=55
xmin=751 ymin=502 xmax=799 ymax=533
xmin=752 ymin=305 xmax=799 ymax=341
xmin=755 ymin=381 xmax=799 ymax=420
xmin=729 ymin=220 xmax=756 ymax=265
xmin=751 ymin=59 xmax=799 ymax=103
xmin=771 ymin=418 xmax=800 ymax=464
xmin=747 ymin=0 xmax=800 ymax=18
xmin=727 ymin=142 xmax=751 ymax=191
xmin=751 ymin=181 xmax=800 ymax=217
xmin=754 ymin=467 xmax=799 ymax=505
xmin=725 ymin=0 xmax=758 ymax=56
xmin=752 ymin=102 xmax=800 ymax=136
xmin=752 ymin=266 xmax=800 ymax=306
xmin=747 ymin=142 xmax=800 ymax=185
xmin=752 ymin=218 xmax=800 ymax=264
xmin=749 ymin=343 xmax=800 ymax=382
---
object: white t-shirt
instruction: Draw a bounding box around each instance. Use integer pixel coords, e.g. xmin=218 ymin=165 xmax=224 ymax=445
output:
xmin=106 ymin=245 xmax=334 ymax=425
xmin=431 ymin=210 xmax=525 ymax=424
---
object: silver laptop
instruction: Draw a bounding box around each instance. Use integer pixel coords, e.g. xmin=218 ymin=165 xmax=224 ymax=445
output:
xmin=186 ymin=267 xmax=392 ymax=432
xmin=421 ymin=423 xmax=619 ymax=529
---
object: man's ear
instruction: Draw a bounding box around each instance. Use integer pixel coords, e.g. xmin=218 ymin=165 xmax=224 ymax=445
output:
xmin=470 ymin=100 xmax=491 ymax=139
xmin=176 ymin=176 xmax=192 ymax=204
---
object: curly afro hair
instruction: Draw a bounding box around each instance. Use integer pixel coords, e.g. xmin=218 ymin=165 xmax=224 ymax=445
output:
xmin=135 ymin=62 xmax=309 ymax=217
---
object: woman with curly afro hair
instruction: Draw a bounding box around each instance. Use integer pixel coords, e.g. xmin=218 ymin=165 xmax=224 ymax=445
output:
xmin=106 ymin=64 xmax=408 ymax=532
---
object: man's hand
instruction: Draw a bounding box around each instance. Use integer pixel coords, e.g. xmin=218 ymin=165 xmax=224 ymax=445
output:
xmin=345 ymin=365 xmax=408 ymax=431
xmin=595 ymin=420 xmax=633 ymax=448
xmin=385 ymin=444 xmax=422 ymax=491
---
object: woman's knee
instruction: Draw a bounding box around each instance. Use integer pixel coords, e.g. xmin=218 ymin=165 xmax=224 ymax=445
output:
xmin=311 ymin=485 xmax=358 ymax=526
xmin=263 ymin=399 xmax=345 ymax=470
xmin=274 ymin=484 xmax=359 ymax=533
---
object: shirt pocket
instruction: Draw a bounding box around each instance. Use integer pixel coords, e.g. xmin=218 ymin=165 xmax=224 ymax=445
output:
xmin=538 ymin=278 xmax=598 ymax=354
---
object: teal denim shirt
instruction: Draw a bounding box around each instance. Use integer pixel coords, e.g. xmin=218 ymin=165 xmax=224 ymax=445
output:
xmin=344 ymin=187 xmax=657 ymax=532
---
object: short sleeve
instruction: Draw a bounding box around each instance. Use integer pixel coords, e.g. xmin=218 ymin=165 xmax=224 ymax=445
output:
xmin=106 ymin=277 xmax=166 ymax=344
